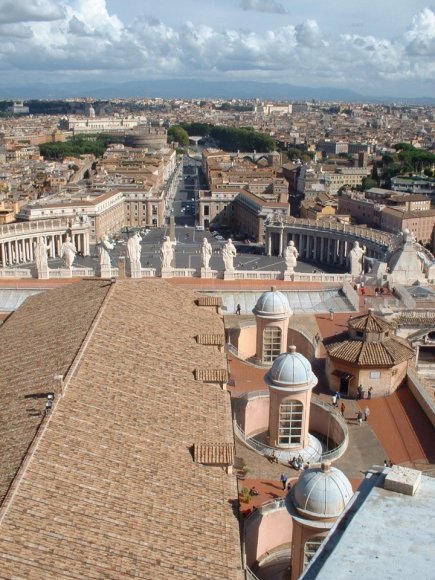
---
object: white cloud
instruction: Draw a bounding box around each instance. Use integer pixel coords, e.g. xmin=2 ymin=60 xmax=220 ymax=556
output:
xmin=239 ymin=0 xmax=286 ymax=14
xmin=405 ymin=7 xmax=435 ymax=56
xmin=0 ymin=0 xmax=64 ymax=23
xmin=0 ymin=1 xmax=434 ymax=97
xmin=295 ymin=20 xmax=326 ymax=48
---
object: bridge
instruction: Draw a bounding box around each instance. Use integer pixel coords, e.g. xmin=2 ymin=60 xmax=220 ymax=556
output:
xmin=265 ymin=216 xmax=397 ymax=268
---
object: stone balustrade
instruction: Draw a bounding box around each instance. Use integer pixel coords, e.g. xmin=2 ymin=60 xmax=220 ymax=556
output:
xmin=0 ymin=264 xmax=359 ymax=283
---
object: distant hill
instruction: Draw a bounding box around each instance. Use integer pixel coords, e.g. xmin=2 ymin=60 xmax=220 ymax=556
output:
xmin=1 ymin=78 xmax=434 ymax=105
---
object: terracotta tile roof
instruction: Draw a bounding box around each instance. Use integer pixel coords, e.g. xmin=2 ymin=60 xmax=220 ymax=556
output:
xmin=196 ymin=333 xmax=225 ymax=346
xmin=396 ymin=313 xmax=435 ymax=326
xmin=0 ymin=279 xmax=243 ymax=579
xmin=0 ymin=279 xmax=111 ymax=504
xmin=349 ymin=311 xmax=391 ymax=332
xmin=195 ymin=368 xmax=229 ymax=383
xmin=194 ymin=443 xmax=234 ymax=466
xmin=326 ymin=337 xmax=414 ymax=366
xmin=196 ymin=295 xmax=222 ymax=307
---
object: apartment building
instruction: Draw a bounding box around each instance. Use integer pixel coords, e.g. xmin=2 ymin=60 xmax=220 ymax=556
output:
xmin=16 ymin=189 xmax=125 ymax=242
xmin=338 ymin=188 xmax=435 ymax=245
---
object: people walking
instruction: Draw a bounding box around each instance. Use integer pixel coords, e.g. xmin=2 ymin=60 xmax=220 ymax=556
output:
xmin=368 ymin=387 xmax=373 ymax=400
xmin=280 ymin=473 xmax=288 ymax=490
xmin=340 ymin=402 xmax=346 ymax=417
xmin=356 ymin=410 xmax=363 ymax=425
xmin=236 ymin=304 xmax=241 ymax=315
xmin=364 ymin=407 xmax=370 ymax=421
xmin=332 ymin=393 xmax=337 ymax=407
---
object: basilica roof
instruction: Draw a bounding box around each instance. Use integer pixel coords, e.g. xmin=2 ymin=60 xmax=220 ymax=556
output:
xmin=0 ymin=279 xmax=243 ymax=579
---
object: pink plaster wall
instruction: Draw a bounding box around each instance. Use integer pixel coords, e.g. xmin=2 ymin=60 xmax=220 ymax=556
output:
xmin=309 ymin=403 xmax=346 ymax=448
xmin=237 ymin=325 xmax=257 ymax=359
xmin=245 ymin=397 xmax=270 ymax=436
xmin=287 ymin=330 xmax=315 ymax=361
xmin=326 ymin=357 xmax=409 ymax=398
xmin=244 ymin=507 xmax=293 ymax=567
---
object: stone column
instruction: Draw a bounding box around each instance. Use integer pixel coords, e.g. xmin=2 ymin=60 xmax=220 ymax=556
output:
xmin=333 ymin=238 xmax=338 ymax=264
xmin=266 ymin=231 xmax=272 ymax=256
xmin=279 ymin=228 xmax=284 ymax=257
xmin=19 ymin=239 xmax=25 ymax=262
xmin=29 ymin=238 xmax=35 ymax=262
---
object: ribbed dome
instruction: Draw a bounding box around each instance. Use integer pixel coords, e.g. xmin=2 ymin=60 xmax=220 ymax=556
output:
xmin=292 ymin=463 xmax=353 ymax=519
xmin=265 ymin=346 xmax=317 ymax=389
xmin=253 ymin=287 xmax=292 ymax=319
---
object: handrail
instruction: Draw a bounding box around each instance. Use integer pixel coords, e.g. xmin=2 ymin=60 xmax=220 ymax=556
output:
xmin=234 ymin=392 xmax=349 ymax=462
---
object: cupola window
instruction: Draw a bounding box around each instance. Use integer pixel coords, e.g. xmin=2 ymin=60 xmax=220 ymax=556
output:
xmin=278 ymin=400 xmax=303 ymax=445
xmin=304 ymin=535 xmax=324 ymax=568
xmin=263 ymin=327 xmax=282 ymax=363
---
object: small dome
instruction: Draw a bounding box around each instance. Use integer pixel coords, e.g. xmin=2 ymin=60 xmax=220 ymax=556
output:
xmin=253 ymin=286 xmax=292 ymax=319
xmin=265 ymin=346 xmax=317 ymax=389
xmin=292 ymin=463 xmax=353 ymax=519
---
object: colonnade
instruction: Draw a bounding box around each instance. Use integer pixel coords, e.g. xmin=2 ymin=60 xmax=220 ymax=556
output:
xmin=0 ymin=231 xmax=89 ymax=266
xmin=266 ymin=221 xmax=393 ymax=268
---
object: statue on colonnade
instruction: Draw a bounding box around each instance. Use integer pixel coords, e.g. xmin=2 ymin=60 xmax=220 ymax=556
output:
xmin=127 ymin=232 xmax=142 ymax=270
xmin=201 ymin=238 xmax=213 ymax=270
xmin=222 ymin=238 xmax=237 ymax=271
xmin=34 ymin=236 xmax=49 ymax=272
xmin=348 ymin=241 xmax=366 ymax=276
xmin=61 ymin=235 xmax=76 ymax=269
xmin=161 ymin=236 xmax=176 ymax=269
xmin=284 ymin=240 xmax=299 ymax=273
xmin=99 ymin=235 xmax=114 ymax=268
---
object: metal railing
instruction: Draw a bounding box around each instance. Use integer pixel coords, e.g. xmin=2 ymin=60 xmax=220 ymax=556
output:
xmin=234 ymin=392 xmax=349 ymax=463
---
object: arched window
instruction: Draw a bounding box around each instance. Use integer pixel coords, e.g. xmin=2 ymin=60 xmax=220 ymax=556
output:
xmin=263 ymin=327 xmax=281 ymax=363
xmin=304 ymin=535 xmax=325 ymax=568
xmin=278 ymin=400 xmax=303 ymax=446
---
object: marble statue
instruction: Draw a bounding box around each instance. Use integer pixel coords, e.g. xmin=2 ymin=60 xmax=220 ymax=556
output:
xmin=348 ymin=241 xmax=366 ymax=276
xmin=201 ymin=238 xmax=213 ymax=269
xmin=284 ymin=240 xmax=299 ymax=272
xmin=99 ymin=235 xmax=114 ymax=268
xmin=34 ymin=236 xmax=49 ymax=271
xmin=222 ymin=238 xmax=237 ymax=271
xmin=161 ymin=236 xmax=176 ymax=269
xmin=60 ymin=235 xmax=76 ymax=269
xmin=127 ymin=232 xmax=142 ymax=269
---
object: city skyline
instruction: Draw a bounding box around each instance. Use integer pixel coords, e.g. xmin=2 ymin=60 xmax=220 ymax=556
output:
xmin=0 ymin=1 xmax=434 ymax=99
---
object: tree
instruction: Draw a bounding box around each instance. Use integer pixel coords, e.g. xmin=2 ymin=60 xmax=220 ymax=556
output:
xmin=167 ymin=126 xmax=189 ymax=147
xmin=360 ymin=177 xmax=378 ymax=191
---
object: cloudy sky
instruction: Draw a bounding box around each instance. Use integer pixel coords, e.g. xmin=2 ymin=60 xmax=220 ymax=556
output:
xmin=0 ymin=0 xmax=434 ymax=97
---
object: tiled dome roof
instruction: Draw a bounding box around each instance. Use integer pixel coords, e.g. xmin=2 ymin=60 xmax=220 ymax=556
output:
xmin=253 ymin=287 xmax=292 ymax=319
xmin=265 ymin=346 xmax=317 ymax=389
xmin=291 ymin=463 xmax=353 ymax=519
